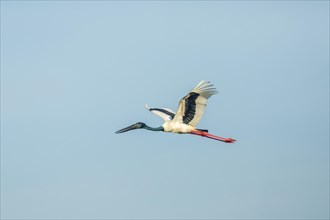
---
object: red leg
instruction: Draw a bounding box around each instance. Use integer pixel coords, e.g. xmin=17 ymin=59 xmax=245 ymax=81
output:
xmin=191 ymin=130 xmax=236 ymax=143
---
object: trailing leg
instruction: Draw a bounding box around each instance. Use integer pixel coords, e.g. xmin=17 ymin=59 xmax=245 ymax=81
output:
xmin=190 ymin=130 xmax=236 ymax=143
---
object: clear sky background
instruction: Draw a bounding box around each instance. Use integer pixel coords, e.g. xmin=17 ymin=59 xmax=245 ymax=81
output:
xmin=1 ymin=1 xmax=329 ymax=219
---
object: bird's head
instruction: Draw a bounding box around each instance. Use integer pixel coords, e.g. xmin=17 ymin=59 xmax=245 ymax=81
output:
xmin=115 ymin=122 xmax=146 ymax=134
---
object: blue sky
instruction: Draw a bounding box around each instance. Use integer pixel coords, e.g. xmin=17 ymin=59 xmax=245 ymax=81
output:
xmin=1 ymin=1 xmax=329 ymax=219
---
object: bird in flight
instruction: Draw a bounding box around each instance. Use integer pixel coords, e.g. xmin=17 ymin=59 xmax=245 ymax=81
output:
xmin=115 ymin=80 xmax=236 ymax=143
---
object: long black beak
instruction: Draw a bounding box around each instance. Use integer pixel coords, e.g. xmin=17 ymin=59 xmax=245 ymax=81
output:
xmin=115 ymin=124 xmax=139 ymax=134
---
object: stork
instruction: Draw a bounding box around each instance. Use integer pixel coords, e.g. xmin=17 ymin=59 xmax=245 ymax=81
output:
xmin=115 ymin=80 xmax=236 ymax=143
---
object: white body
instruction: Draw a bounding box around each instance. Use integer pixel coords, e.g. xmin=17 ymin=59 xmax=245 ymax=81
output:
xmin=162 ymin=121 xmax=195 ymax=133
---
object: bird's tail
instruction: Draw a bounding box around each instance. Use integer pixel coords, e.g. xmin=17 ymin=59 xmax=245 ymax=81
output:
xmin=191 ymin=130 xmax=236 ymax=143
xmin=196 ymin=128 xmax=208 ymax=132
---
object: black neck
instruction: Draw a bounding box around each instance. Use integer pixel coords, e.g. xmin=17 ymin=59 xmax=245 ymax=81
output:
xmin=144 ymin=125 xmax=164 ymax=132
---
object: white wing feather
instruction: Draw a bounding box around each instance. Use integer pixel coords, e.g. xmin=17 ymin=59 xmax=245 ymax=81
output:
xmin=173 ymin=80 xmax=218 ymax=127
xmin=145 ymin=104 xmax=175 ymax=122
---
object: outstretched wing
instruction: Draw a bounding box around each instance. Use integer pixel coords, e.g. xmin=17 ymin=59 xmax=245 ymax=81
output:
xmin=172 ymin=80 xmax=218 ymax=127
xmin=145 ymin=104 xmax=175 ymax=122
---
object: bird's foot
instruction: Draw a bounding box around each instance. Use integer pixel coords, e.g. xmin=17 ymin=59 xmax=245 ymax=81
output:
xmin=223 ymin=138 xmax=236 ymax=143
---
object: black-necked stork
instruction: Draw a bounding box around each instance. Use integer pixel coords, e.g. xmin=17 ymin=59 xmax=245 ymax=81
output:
xmin=115 ymin=80 xmax=236 ymax=143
